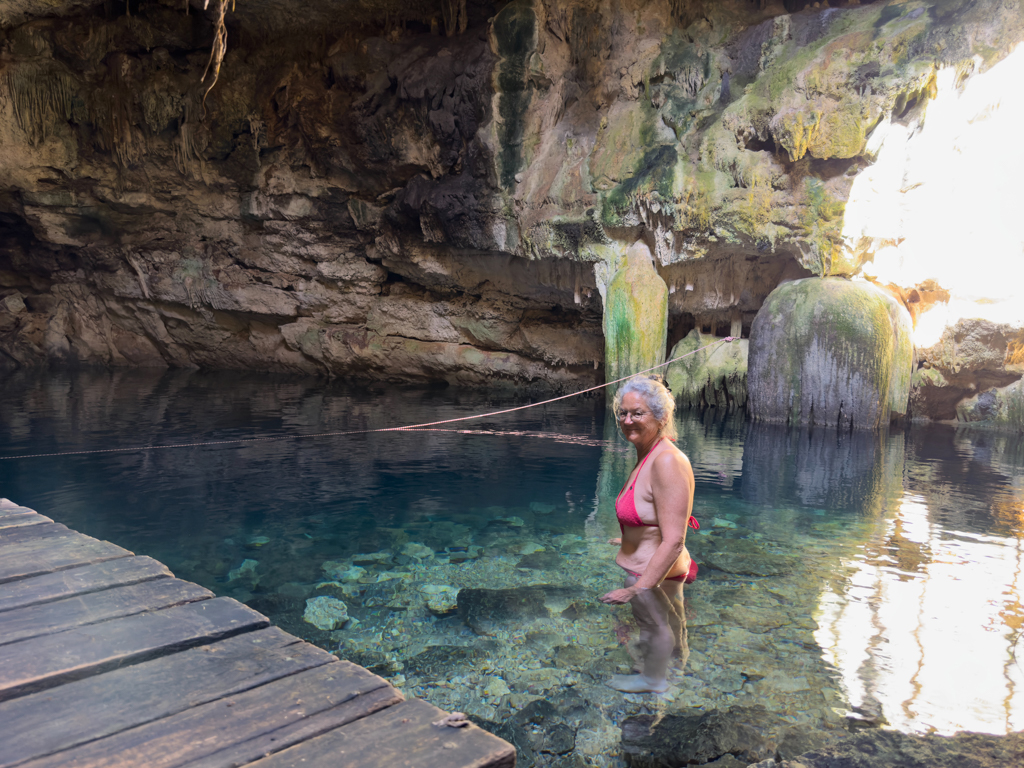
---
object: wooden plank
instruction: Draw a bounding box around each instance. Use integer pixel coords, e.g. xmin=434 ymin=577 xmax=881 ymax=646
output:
xmin=0 ymin=502 xmax=36 ymax=517
xmin=244 ymin=698 xmax=516 ymax=768
xmin=0 ymin=521 xmax=73 ymax=544
xmin=0 ymin=534 xmax=131 ymax=584
xmin=0 ymin=628 xmax=335 ymax=768
xmin=20 ymin=661 xmax=395 ymax=768
xmin=0 ymin=597 xmax=268 ymax=702
xmin=0 ymin=511 xmax=53 ymax=530
xmin=187 ymin=686 xmax=402 ymax=768
xmin=0 ymin=578 xmax=213 ymax=646
xmin=0 ymin=556 xmax=173 ymax=614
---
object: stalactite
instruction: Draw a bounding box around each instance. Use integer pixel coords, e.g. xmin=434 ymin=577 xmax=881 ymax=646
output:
xmin=174 ymin=90 xmax=208 ymax=180
xmin=568 ymin=4 xmax=603 ymax=83
xmin=2 ymin=61 xmax=75 ymax=146
xmin=669 ymin=0 xmax=709 ymax=29
xmin=91 ymin=53 xmax=147 ymax=172
xmin=441 ymin=0 xmax=467 ymax=36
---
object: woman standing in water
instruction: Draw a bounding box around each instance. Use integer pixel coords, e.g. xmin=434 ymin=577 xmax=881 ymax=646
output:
xmin=599 ymin=376 xmax=698 ymax=693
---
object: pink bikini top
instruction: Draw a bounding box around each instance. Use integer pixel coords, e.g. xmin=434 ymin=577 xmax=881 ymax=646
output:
xmin=615 ymin=439 xmax=700 ymax=531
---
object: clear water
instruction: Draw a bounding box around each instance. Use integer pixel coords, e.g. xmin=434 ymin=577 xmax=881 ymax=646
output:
xmin=3 ymin=369 xmax=1024 ymax=763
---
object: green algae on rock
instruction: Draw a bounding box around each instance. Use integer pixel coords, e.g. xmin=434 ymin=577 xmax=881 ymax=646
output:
xmin=666 ymin=329 xmax=749 ymax=410
xmin=602 ymin=241 xmax=668 ymax=386
xmin=956 ymin=381 xmax=1024 ymax=431
xmin=747 ymin=278 xmax=913 ymax=429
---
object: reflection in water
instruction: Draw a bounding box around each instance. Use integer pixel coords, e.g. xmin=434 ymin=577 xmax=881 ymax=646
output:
xmin=740 ymin=422 xmax=904 ymax=516
xmin=814 ymin=427 xmax=1024 ymax=734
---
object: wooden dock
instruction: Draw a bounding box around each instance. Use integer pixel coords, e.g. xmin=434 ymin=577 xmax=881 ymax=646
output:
xmin=0 ymin=499 xmax=515 ymax=768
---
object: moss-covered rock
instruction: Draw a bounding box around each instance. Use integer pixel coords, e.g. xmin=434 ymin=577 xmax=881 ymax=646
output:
xmin=748 ymin=278 xmax=913 ymax=429
xmin=666 ymin=329 xmax=748 ymax=410
xmin=603 ymin=241 xmax=667 ymax=385
xmin=956 ymin=381 xmax=1024 ymax=431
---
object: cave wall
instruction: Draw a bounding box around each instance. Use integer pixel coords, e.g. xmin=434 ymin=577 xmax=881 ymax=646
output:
xmin=0 ymin=0 xmax=1022 ymax=409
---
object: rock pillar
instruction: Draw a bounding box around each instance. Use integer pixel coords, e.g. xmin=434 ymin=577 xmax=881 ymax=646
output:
xmin=748 ymin=277 xmax=913 ymax=429
xmin=602 ymin=241 xmax=668 ymax=388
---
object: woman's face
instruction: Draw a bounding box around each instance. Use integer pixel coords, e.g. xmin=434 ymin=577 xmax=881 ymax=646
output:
xmin=617 ymin=391 xmax=662 ymax=446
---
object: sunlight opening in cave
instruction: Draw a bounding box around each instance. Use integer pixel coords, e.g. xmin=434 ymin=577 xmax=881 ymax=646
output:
xmin=844 ymin=44 xmax=1024 ymax=348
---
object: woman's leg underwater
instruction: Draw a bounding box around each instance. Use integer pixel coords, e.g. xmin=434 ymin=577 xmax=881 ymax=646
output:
xmin=605 ymin=575 xmax=688 ymax=693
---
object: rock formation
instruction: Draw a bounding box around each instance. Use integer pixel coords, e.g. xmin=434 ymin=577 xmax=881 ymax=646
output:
xmin=666 ymin=329 xmax=748 ymax=410
xmin=602 ymin=241 xmax=668 ymax=385
xmin=747 ymin=277 xmax=913 ymax=429
xmin=0 ymin=0 xmax=1022 ymax=423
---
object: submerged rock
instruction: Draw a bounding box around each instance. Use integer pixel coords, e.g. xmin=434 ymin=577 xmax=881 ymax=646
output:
xmin=754 ymin=728 xmax=1024 ymax=768
xmin=621 ymin=708 xmax=775 ymax=767
xmin=350 ymin=551 xmax=393 ymax=566
xmin=302 ymin=596 xmax=349 ymax=631
xmin=457 ymin=585 xmax=587 ymax=635
xmin=403 ymin=645 xmax=481 ymax=679
xmin=421 ymin=584 xmax=460 ymax=616
xmin=227 ymin=558 xmax=259 ymax=585
xmin=748 ymin=278 xmax=913 ymax=429
xmin=401 ymin=542 xmax=434 ymax=560
xmin=516 ymin=550 xmax=563 ymax=570
xmin=321 ymin=561 xmax=366 ymax=583
xmin=702 ymin=552 xmax=798 ymax=578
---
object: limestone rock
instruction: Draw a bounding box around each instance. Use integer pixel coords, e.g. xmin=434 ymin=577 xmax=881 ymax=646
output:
xmin=702 ymin=552 xmax=797 ymax=578
xmin=401 ymin=542 xmax=434 ymax=560
xmin=1 ymin=0 xmax=1021 ymax=401
xmin=302 ymin=596 xmax=349 ymax=631
xmin=515 ymin=550 xmax=563 ymax=570
xmin=482 ymin=676 xmax=512 ymax=700
xmin=956 ymin=380 xmax=1024 ymax=431
xmin=603 ymin=242 xmax=668 ymax=384
xmin=621 ymin=708 xmax=775 ymax=767
xmin=321 ymin=561 xmax=366 ymax=583
xmin=227 ymin=558 xmax=259 ymax=585
xmin=748 ymin=278 xmax=913 ymax=429
xmin=772 ymin=728 xmax=1024 ymax=768
xmin=403 ymin=646 xmax=480 ymax=679
xmin=420 ymin=584 xmax=460 ymax=616
xmin=457 ymin=585 xmax=587 ymax=635
xmin=666 ymin=330 xmax=748 ymax=410
xmin=913 ymin=320 xmax=1024 ymax=420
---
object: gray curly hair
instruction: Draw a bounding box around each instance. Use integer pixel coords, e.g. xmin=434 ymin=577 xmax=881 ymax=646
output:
xmin=612 ymin=376 xmax=678 ymax=441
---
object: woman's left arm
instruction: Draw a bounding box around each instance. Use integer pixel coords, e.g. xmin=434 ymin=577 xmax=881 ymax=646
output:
xmin=600 ymin=452 xmax=691 ymax=604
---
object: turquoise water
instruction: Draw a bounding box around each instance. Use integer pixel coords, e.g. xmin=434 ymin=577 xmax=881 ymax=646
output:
xmin=3 ymin=369 xmax=1024 ymax=765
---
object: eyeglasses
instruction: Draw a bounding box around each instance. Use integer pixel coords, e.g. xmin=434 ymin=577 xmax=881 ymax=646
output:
xmin=616 ymin=409 xmax=648 ymax=421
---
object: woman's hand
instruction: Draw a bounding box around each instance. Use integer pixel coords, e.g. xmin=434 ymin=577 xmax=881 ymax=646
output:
xmin=599 ymin=587 xmax=636 ymax=605
xmin=608 ymin=537 xmax=621 ymax=545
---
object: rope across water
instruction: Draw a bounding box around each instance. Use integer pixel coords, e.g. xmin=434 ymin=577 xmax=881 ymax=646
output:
xmin=1 ymin=337 xmax=737 ymax=461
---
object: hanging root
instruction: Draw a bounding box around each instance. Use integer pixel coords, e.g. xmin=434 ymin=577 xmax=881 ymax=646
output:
xmin=201 ymin=0 xmax=233 ymax=104
xmin=2 ymin=60 xmax=76 ymax=145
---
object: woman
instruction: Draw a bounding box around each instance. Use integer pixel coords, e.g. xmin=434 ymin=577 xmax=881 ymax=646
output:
xmin=599 ymin=375 xmax=698 ymax=693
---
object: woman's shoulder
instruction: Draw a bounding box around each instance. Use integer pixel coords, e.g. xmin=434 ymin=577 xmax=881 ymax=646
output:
xmin=652 ymin=442 xmax=691 ymax=473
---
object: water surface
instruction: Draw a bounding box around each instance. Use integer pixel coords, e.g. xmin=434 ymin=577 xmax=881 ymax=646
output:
xmin=3 ymin=368 xmax=1023 ymax=762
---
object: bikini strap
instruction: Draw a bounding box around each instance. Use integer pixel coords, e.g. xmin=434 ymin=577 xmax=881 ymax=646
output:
xmin=632 ymin=438 xmax=663 ymax=482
